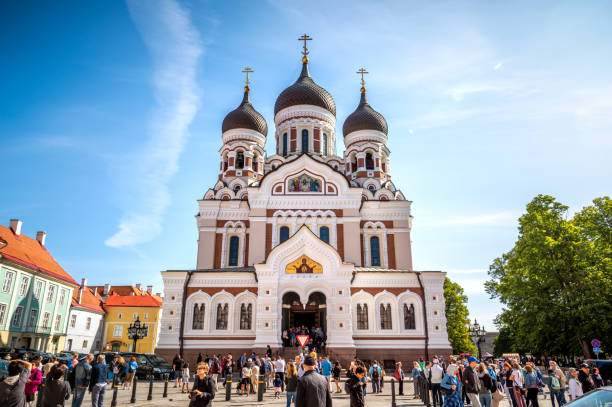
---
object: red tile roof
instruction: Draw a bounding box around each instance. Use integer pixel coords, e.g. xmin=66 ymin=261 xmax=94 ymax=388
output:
xmin=90 ymin=285 xmax=163 ymax=303
xmin=71 ymin=286 xmax=105 ymax=314
xmin=103 ymin=292 xmax=162 ymax=308
xmin=0 ymin=225 xmax=77 ymax=286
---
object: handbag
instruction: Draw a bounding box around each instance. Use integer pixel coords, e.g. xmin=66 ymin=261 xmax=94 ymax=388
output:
xmin=492 ymin=383 xmax=505 ymax=401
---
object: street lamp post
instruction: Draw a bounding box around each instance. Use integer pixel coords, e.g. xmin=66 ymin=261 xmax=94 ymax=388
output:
xmin=127 ymin=317 xmax=149 ymax=353
xmin=468 ymin=319 xmax=486 ymax=359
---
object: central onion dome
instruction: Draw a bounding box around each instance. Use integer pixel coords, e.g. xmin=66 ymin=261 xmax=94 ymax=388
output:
xmin=274 ymin=59 xmax=336 ymax=116
xmin=343 ymin=88 xmax=388 ymax=136
xmin=222 ymin=87 xmax=268 ymax=136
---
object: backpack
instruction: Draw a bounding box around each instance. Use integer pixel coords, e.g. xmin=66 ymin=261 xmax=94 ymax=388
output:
xmin=372 ymin=367 xmax=379 ymax=380
xmin=551 ymin=376 xmax=561 ymax=390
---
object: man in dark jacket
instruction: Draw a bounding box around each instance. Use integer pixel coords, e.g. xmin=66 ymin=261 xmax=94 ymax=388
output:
xmin=346 ymin=366 xmax=365 ymax=407
xmin=463 ymin=356 xmax=482 ymax=407
xmin=578 ymin=363 xmax=595 ymax=394
xmin=89 ymin=355 xmax=109 ymax=407
xmin=296 ymin=355 xmax=332 ymax=407
xmin=0 ymin=360 xmax=32 ymax=407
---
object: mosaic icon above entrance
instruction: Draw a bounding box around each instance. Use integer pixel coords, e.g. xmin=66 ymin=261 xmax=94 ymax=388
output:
xmin=287 ymin=173 xmax=322 ymax=193
xmin=285 ymin=254 xmax=322 ymax=274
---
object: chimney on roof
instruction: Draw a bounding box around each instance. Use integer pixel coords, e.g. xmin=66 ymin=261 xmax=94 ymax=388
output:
xmin=103 ymin=284 xmax=111 ymax=296
xmin=77 ymin=279 xmax=86 ymax=304
xmin=93 ymin=287 xmax=98 ymax=296
xmin=36 ymin=231 xmax=47 ymax=247
xmin=135 ymin=283 xmax=141 ymax=290
xmin=10 ymin=219 xmax=22 ymax=236
xmin=146 ymin=285 xmax=153 ymax=295
xmin=81 ymin=278 xmax=87 ymax=288
xmin=155 ymin=292 xmax=161 ymax=297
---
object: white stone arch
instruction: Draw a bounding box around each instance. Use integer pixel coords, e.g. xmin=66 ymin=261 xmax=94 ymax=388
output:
xmin=215 ymin=187 xmax=235 ymax=200
xmin=397 ymin=291 xmax=425 ymax=335
xmin=351 ymin=290 xmax=375 ymax=334
xmin=220 ymin=221 xmax=246 ymax=268
xmin=210 ymin=291 xmax=234 ymax=332
xmin=362 ymin=222 xmax=388 ymax=268
xmin=271 ymin=209 xmax=338 ymax=249
xmin=185 ymin=290 xmax=212 ymax=333
xmin=228 ymin=178 xmax=247 ymax=192
xmin=213 ymin=180 xmax=225 ymax=191
xmin=362 ymin=178 xmax=381 ymax=191
xmin=233 ymin=290 xmax=257 ymax=332
xmin=373 ymin=290 xmax=399 ymax=334
xmin=382 ymin=180 xmax=396 ymax=192
xmin=204 ymin=189 xmax=215 ymax=200
xmin=374 ymin=188 xmax=394 ymax=201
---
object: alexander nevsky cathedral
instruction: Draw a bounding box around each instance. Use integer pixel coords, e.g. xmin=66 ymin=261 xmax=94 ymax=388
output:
xmin=157 ymin=36 xmax=452 ymax=366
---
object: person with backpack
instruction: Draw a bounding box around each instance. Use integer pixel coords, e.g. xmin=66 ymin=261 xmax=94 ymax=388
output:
xmin=548 ymin=362 xmax=566 ymax=407
xmin=440 ymin=363 xmax=462 ymax=407
xmin=463 ymin=356 xmax=482 ymax=407
xmin=0 ymin=359 xmax=32 ymax=407
xmin=477 ymin=363 xmax=495 ymax=407
xmin=393 ymin=362 xmax=405 ymax=396
xmin=73 ymin=354 xmax=94 ymax=407
xmin=368 ymin=360 xmax=381 ymax=393
xmin=123 ymin=356 xmax=138 ymax=391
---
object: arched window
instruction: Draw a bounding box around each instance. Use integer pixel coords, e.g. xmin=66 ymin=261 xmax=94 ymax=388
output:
xmin=351 ymin=155 xmax=357 ymax=172
xmin=253 ymin=153 xmax=259 ymax=172
xmin=283 ymin=133 xmax=288 ymax=156
xmin=223 ymin=154 xmax=228 ymax=171
xmin=240 ymin=303 xmax=252 ymax=330
xmin=216 ymin=303 xmax=228 ymax=330
xmin=357 ymin=303 xmax=368 ymax=330
xmin=404 ymin=303 xmax=416 ymax=330
xmin=192 ymin=303 xmax=205 ymax=330
xmin=322 ymin=133 xmax=328 ymax=154
xmin=319 ymin=226 xmax=330 ymax=244
xmin=301 ymin=129 xmax=308 ymax=153
xmin=368 ymin=184 xmax=376 ymax=193
xmin=236 ymin=151 xmax=244 ymax=169
xmin=370 ymin=236 xmax=381 ymax=266
xmin=228 ymin=236 xmax=239 ymax=266
xmin=279 ymin=226 xmax=290 ymax=244
xmin=380 ymin=303 xmax=392 ymax=330
xmin=365 ymin=153 xmax=374 ymax=170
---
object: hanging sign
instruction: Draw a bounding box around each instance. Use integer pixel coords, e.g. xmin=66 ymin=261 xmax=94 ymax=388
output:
xmin=296 ymin=335 xmax=309 ymax=348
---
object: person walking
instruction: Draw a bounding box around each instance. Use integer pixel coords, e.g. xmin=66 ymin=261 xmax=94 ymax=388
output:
xmin=393 ymin=362 xmax=405 ymax=396
xmin=275 ymin=356 xmax=286 ymax=392
xmin=182 ymin=361 xmax=191 ymax=394
xmin=285 ymin=362 xmax=298 ymax=407
xmin=577 ymin=363 xmax=594 ymax=394
xmin=463 ymin=356 xmax=482 ymax=407
xmin=89 ymin=355 xmax=108 ymax=407
xmin=549 ymin=362 xmax=566 ymax=407
xmin=172 ymin=354 xmax=183 ymax=388
xmin=123 ymin=356 xmax=138 ymax=391
xmin=42 ymin=364 xmax=71 ymax=407
xmin=368 ymin=360 xmax=381 ymax=393
xmin=72 ymin=354 xmax=94 ymax=407
xmin=332 ymin=361 xmax=342 ymax=393
xmin=0 ymin=359 xmax=32 ymax=407
xmin=502 ymin=362 xmax=518 ymax=407
xmin=477 ymin=362 xmax=494 ymax=407
xmin=190 ymin=362 xmax=215 ymax=407
xmin=430 ymin=359 xmax=444 ymax=406
xmin=440 ymin=364 xmax=462 ymax=407
xmin=25 ymin=358 xmax=42 ymax=406
xmin=295 ymin=355 xmax=332 ymax=407
xmin=240 ymin=361 xmax=252 ymax=396
xmin=567 ymin=368 xmax=583 ymax=401
xmin=523 ymin=364 xmax=539 ymax=407
xmin=510 ymin=362 xmax=527 ymax=407
xmin=251 ymin=361 xmax=260 ymax=395
xmin=320 ymin=356 xmax=332 ymax=391
xmin=346 ymin=366 xmax=365 ymax=407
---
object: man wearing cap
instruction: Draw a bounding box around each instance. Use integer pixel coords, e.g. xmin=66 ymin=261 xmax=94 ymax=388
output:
xmin=296 ymin=355 xmax=332 ymax=407
xmin=463 ymin=356 xmax=482 ymax=407
xmin=578 ymin=363 xmax=595 ymax=394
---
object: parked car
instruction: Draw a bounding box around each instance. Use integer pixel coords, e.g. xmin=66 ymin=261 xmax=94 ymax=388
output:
xmin=119 ymin=353 xmax=173 ymax=379
xmin=586 ymin=359 xmax=612 ymax=385
xmin=565 ymin=385 xmax=612 ymax=406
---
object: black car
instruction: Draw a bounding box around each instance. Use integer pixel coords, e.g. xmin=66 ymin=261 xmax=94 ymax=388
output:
xmin=120 ymin=353 xmax=172 ymax=379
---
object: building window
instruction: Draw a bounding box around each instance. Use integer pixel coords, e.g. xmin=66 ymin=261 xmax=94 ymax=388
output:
xmin=236 ymin=151 xmax=244 ymax=169
xmin=28 ymin=309 xmax=38 ymax=327
xmin=239 ymin=303 xmax=252 ymax=330
xmin=70 ymin=314 xmax=77 ymax=328
xmin=357 ymin=303 xmax=368 ymax=330
xmin=370 ymin=236 xmax=381 ymax=266
xmin=192 ymin=303 xmax=205 ymax=330
xmin=283 ymin=133 xmax=288 ymax=156
xmin=82 ymin=340 xmax=88 ymax=349
xmin=323 ymin=133 xmax=328 ymax=154
xmin=2 ymin=271 xmax=14 ymax=293
xmin=301 ymin=129 xmax=308 ymax=153
xmin=279 ymin=226 xmax=290 ymax=244
xmin=380 ymin=303 xmax=392 ymax=330
xmin=404 ymin=303 xmax=416 ymax=330
xmin=133 ymin=313 xmax=138 ymax=320
xmin=11 ymin=306 xmax=23 ymax=327
xmin=368 ymin=184 xmax=376 ymax=193
xmin=118 ymin=313 xmax=122 ymax=320
xmin=18 ymin=276 xmax=29 ymax=297
xmin=319 ymin=226 xmax=330 ymax=244
xmin=54 ymin=315 xmax=61 ymax=331
xmin=42 ymin=312 xmax=50 ymax=329
xmin=365 ymin=152 xmax=374 ymax=170
xmin=86 ymin=317 xmax=92 ymax=330
xmin=216 ymin=303 xmax=229 ymax=330
xmin=47 ymin=285 xmax=56 ymax=303
xmin=228 ymin=236 xmax=239 ymax=266
xmin=33 ymin=281 xmax=43 ymax=299
xmin=0 ymin=303 xmax=6 ymax=325
xmin=113 ymin=325 xmax=123 ymax=337
xmin=144 ymin=313 xmax=148 ymax=319
xmin=59 ymin=289 xmax=66 ymax=306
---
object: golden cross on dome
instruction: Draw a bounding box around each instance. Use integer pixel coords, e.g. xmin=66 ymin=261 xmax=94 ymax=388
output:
xmin=242 ymin=67 xmax=254 ymax=87
xmin=298 ymin=34 xmax=312 ymax=57
xmin=356 ymin=68 xmax=369 ymax=88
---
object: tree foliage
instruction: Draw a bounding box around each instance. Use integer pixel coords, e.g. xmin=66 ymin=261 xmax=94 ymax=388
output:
xmin=444 ymin=277 xmax=476 ymax=354
xmin=486 ymin=195 xmax=612 ymax=357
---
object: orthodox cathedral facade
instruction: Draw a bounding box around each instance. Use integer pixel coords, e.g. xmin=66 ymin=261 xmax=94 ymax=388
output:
xmin=157 ymin=38 xmax=452 ymax=365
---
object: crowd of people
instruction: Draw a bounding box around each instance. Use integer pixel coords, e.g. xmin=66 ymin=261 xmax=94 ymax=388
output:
xmin=281 ymin=326 xmax=326 ymax=351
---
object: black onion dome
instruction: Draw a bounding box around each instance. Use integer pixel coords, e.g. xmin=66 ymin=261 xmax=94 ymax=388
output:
xmin=342 ymin=90 xmax=388 ymax=136
xmin=222 ymin=88 xmax=268 ymax=136
xmin=274 ymin=62 xmax=336 ymax=116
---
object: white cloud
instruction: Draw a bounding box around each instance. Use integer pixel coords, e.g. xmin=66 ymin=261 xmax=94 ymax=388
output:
xmin=105 ymin=0 xmax=203 ymax=248
xmin=493 ymin=62 xmax=503 ymax=70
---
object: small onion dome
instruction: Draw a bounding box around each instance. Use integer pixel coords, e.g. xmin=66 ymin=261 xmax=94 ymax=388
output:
xmin=222 ymin=87 xmax=268 ymax=136
xmin=342 ymin=88 xmax=388 ymax=136
xmin=274 ymin=60 xmax=336 ymax=116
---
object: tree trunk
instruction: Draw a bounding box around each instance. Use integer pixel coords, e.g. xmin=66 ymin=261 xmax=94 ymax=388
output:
xmin=579 ymin=338 xmax=591 ymax=359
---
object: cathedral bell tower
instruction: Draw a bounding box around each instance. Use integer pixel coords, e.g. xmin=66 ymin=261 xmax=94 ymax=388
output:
xmin=342 ymin=69 xmax=391 ymax=191
xmin=219 ymin=67 xmax=267 ymax=196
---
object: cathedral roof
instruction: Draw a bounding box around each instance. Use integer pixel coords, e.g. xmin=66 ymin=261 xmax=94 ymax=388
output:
xmin=342 ymin=89 xmax=388 ymax=136
xmin=274 ymin=61 xmax=336 ymax=116
xmin=222 ymin=88 xmax=268 ymax=136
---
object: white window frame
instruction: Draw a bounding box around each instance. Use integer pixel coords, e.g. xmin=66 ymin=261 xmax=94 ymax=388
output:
xmin=33 ymin=280 xmax=43 ymax=300
xmin=47 ymin=285 xmax=56 ymax=303
xmin=18 ymin=276 xmax=29 ymax=297
xmin=82 ymin=340 xmax=88 ymax=349
xmin=113 ymin=325 xmax=123 ymax=338
xmin=53 ymin=315 xmax=61 ymax=331
xmin=143 ymin=313 xmax=149 ymax=320
xmin=59 ymin=289 xmax=66 ymax=306
xmin=86 ymin=317 xmax=91 ymax=330
xmin=70 ymin=314 xmax=77 ymax=328
xmin=220 ymin=221 xmax=246 ymax=268
xmin=133 ymin=312 xmax=138 ymax=320
xmin=0 ymin=303 xmax=7 ymax=325
xmin=12 ymin=306 xmax=23 ymax=327
xmin=29 ymin=309 xmax=38 ymax=327
xmin=42 ymin=312 xmax=50 ymax=329
xmin=2 ymin=271 xmax=14 ymax=293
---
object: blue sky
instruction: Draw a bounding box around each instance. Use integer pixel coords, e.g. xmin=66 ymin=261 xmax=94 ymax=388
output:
xmin=1 ymin=0 xmax=611 ymax=330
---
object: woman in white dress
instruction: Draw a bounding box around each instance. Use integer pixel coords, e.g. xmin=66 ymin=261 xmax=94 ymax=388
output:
xmin=182 ymin=361 xmax=190 ymax=393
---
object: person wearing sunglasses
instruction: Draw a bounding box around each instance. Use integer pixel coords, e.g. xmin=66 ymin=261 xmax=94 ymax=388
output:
xmin=190 ymin=362 xmax=216 ymax=407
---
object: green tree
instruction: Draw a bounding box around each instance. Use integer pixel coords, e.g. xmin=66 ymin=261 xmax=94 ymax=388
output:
xmin=444 ymin=277 xmax=476 ymax=354
xmin=486 ymin=195 xmax=612 ymax=357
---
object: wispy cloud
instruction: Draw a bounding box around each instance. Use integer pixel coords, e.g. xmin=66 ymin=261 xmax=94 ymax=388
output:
xmin=105 ymin=0 xmax=202 ymax=248
xmin=420 ymin=212 xmax=519 ymax=228
xmin=493 ymin=62 xmax=503 ymax=71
